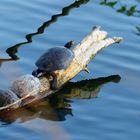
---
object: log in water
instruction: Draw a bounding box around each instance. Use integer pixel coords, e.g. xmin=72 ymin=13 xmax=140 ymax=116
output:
xmin=0 ymin=26 xmax=122 ymax=111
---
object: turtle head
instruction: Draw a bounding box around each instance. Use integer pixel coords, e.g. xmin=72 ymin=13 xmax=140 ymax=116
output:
xmin=64 ymin=40 xmax=74 ymax=49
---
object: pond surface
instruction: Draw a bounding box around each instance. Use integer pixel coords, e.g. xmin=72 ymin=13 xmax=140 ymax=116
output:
xmin=0 ymin=0 xmax=140 ymax=140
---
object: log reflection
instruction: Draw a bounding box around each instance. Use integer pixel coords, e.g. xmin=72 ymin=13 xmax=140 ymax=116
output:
xmin=0 ymin=58 xmax=14 ymax=67
xmin=0 ymin=74 xmax=121 ymax=124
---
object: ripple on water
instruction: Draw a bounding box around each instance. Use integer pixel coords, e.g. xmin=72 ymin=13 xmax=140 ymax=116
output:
xmin=0 ymin=0 xmax=140 ymax=140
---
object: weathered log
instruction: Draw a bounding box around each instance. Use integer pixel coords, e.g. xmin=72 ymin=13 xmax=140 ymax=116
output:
xmin=0 ymin=26 xmax=122 ymax=110
xmin=39 ymin=26 xmax=122 ymax=93
xmin=0 ymin=75 xmax=121 ymax=123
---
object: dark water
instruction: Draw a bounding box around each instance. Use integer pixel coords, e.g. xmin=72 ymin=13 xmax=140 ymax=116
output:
xmin=0 ymin=0 xmax=140 ymax=139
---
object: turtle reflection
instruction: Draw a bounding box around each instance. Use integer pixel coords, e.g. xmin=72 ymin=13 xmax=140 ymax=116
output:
xmin=0 ymin=75 xmax=121 ymax=124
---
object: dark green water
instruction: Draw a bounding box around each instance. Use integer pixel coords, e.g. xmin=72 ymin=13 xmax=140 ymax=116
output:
xmin=0 ymin=0 xmax=140 ymax=140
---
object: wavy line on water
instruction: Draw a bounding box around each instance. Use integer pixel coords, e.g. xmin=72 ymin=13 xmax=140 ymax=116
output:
xmin=0 ymin=58 xmax=13 ymax=67
xmin=6 ymin=0 xmax=90 ymax=60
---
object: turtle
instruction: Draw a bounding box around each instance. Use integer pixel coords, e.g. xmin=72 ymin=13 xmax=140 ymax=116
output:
xmin=32 ymin=41 xmax=75 ymax=90
xmin=0 ymin=89 xmax=21 ymax=108
xmin=11 ymin=74 xmax=41 ymax=98
xmin=0 ymin=75 xmax=41 ymax=110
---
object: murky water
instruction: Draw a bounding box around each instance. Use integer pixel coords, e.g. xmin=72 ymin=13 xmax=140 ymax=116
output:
xmin=0 ymin=0 xmax=140 ymax=140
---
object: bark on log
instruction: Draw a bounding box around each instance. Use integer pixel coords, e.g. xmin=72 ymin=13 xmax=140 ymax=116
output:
xmin=0 ymin=26 xmax=123 ymax=110
xmin=39 ymin=26 xmax=122 ymax=94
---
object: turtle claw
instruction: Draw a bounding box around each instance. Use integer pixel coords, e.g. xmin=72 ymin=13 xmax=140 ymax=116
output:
xmin=32 ymin=69 xmax=45 ymax=77
xmin=32 ymin=70 xmax=38 ymax=77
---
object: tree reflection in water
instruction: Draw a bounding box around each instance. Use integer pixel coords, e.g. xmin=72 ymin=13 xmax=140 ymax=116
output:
xmin=6 ymin=0 xmax=90 ymax=60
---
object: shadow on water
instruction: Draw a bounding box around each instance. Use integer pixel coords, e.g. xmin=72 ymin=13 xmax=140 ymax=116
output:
xmin=0 ymin=74 xmax=121 ymax=125
xmin=6 ymin=0 xmax=90 ymax=60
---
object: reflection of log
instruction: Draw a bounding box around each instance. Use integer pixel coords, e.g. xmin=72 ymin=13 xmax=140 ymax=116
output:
xmin=0 ymin=58 xmax=13 ymax=67
xmin=0 ymin=26 xmax=122 ymax=110
xmin=57 ymin=75 xmax=121 ymax=99
xmin=0 ymin=75 xmax=121 ymax=124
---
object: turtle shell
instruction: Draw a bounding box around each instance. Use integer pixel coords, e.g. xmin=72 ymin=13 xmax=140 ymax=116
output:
xmin=0 ymin=89 xmax=20 ymax=108
xmin=11 ymin=74 xmax=41 ymax=98
xmin=36 ymin=47 xmax=74 ymax=72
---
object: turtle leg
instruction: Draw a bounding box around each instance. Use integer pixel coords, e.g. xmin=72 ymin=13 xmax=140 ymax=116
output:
xmin=32 ymin=69 xmax=44 ymax=77
xmin=64 ymin=40 xmax=74 ymax=49
xmin=49 ymin=72 xmax=58 ymax=90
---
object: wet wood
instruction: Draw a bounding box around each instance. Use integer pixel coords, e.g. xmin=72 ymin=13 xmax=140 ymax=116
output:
xmin=0 ymin=26 xmax=122 ymax=110
xmin=39 ymin=26 xmax=122 ymax=94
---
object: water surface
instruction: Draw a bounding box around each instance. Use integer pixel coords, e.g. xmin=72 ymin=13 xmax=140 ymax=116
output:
xmin=0 ymin=0 xmax=140 ymax=140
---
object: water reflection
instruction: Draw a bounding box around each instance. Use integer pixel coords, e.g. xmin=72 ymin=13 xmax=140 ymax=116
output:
xmin=101 ymin=0 xmax=140 ymax=17
xmin=6 ymin=0 xmax=140 ymax=61
xmin=6 ymin=0 xmax=90 ymax=60
xmin=136 ymin=26 xmax=140 ymax=35
xmin=0 ymin=58 xmax=14 ymax=67
xmin=101 ymin=0 xmax=140 ymax=35
xmin=0 ymin=75 xmax=121 ymax=124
